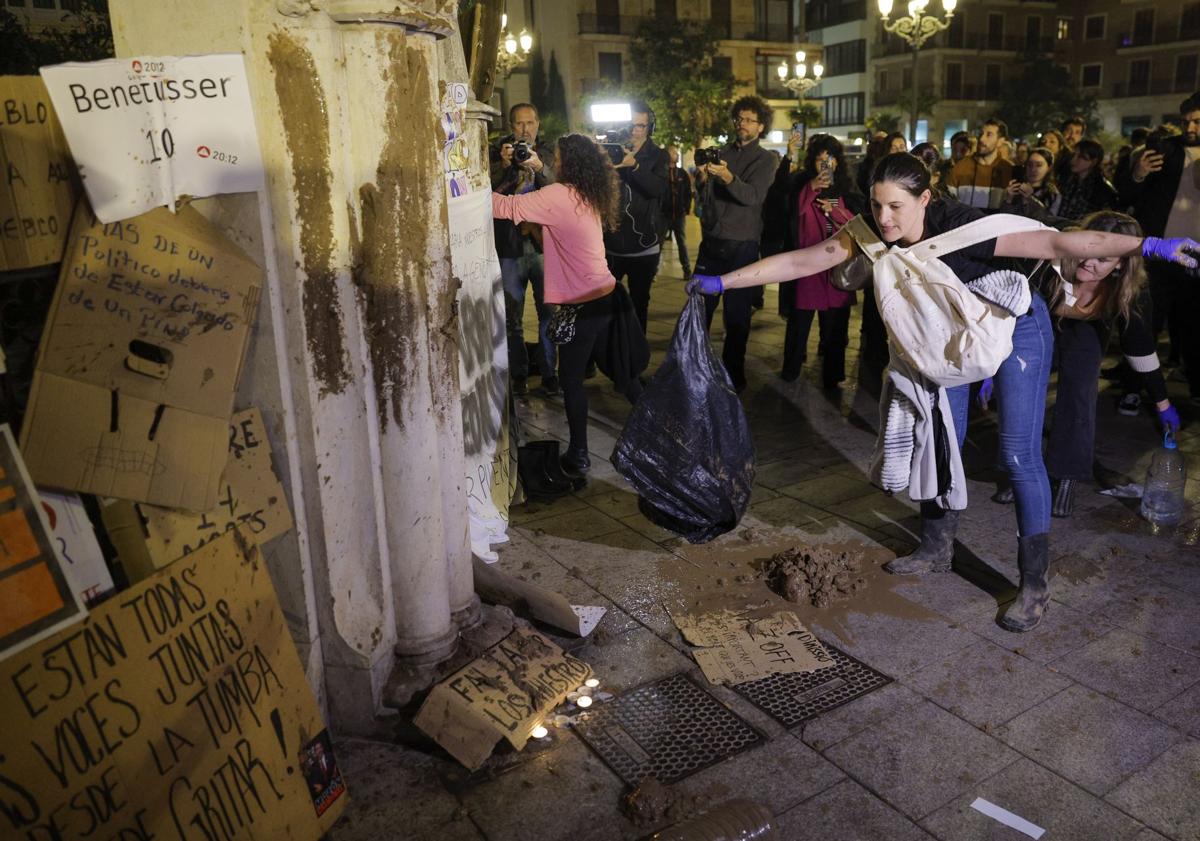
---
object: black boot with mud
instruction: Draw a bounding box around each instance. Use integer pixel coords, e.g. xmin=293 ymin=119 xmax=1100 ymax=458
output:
xmin=561 ymin=446 xmax=591 ymax=477
xmin=885 ymin=508 xmax=958 ymax=575
xmin=517 ymin=444 xmax=573 ymax=501
xmin=528 ymin=439 xmax=585 ymax=491
xmin=999 ymin=533 xmax=1050 ymax=633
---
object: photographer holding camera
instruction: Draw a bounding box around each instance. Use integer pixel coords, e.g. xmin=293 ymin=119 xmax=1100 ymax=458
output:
xmin=493 ymin=103 xmax=558 ymax=396
xmin=603 ymin=102 xmax=670 ymax=333
xmin=693 ymin=95 xmax=780 ymax=392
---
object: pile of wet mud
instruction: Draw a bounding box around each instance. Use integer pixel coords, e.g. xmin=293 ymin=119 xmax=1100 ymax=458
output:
xmin=758 ymin=544 xmax=868 ymax=607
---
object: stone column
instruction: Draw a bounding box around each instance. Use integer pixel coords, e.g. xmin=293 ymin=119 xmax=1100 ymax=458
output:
xmin=107 ymin=0 xmax=480 ymax=733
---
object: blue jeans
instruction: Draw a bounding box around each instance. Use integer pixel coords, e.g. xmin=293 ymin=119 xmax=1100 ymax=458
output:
xmin=500 ymin=244 xmax=555 ymax=382
xmin=945 ymin=294 xmax=1053 ymax=538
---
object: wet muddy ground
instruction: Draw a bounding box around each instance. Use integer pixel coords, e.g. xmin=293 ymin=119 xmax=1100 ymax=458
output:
xmin=330 ymin=223 xmax=1200 ymax=841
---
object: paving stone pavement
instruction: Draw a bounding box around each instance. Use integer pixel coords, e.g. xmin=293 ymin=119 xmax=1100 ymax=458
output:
xmin=329 ymin=222 xmax=1200 ymax=840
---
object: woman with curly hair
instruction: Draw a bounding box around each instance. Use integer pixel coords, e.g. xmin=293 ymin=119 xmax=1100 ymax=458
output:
xmin=1041 ymin=212 xmax=1179 ymax=516
xmin=493 ymin=133 xmax=640 ymax=474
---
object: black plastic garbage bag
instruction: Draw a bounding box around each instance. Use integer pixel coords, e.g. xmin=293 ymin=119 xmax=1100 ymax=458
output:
xmin=611 ymin=293 xmax=756 ymax=543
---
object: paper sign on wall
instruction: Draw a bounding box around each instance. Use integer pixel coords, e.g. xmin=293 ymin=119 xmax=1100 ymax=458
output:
xmin=38 ymin=489 xmax=114 ymax=607
xmin=0 ymin=530 xmax=348 ymax=839
xmin=40 ymin=54 xmax=263 ymax=223
xmin=102 ymin=407 xmax=294 ymax=580
xmin=0 ymin=425 xmax=86 ymax=660
xmin=0 ymin=75 xmax=79 ymax=270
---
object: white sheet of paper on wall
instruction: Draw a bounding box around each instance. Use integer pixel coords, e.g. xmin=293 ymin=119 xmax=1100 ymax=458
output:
xmin=40 ymin=54 xmax=264 ymax=222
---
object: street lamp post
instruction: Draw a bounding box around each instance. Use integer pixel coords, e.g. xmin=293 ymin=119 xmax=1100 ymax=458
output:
xmin=878 ymin=0 xmax=957 ymax=144
xmin=777 ymin=51 xmax=824 ymax=143
xmin=496 ymin=13 xmax=534 ymax=78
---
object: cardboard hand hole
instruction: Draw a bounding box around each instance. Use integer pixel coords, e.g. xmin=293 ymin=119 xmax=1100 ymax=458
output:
xmin=125 ymin=340 xmax=173 ymax=379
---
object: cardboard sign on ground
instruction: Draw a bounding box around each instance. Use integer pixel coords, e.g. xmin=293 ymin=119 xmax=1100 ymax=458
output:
xmin=38 ymin=489 xmax=114 ymax=606
xmin=0 ymin=75 xmax=78 ymax=270
xmin=0 ymin=530 xmax=347 ymax=839
xmin=0 ymin=425 xmax=86 ymax=660
xmin=669 ymin=608 xmax=836 ymax=686
xmin=19 ymin=200 xmax=262 ymax=511
xmin=101 ymin=407 xmax=293 ymax=580
xmin=40 ymin=55 xmax=263 ymax=223
xmin=414 ymin=626 xmax=593 ymax=769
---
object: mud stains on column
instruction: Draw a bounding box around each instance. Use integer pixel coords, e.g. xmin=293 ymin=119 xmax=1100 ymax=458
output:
xmin=268 ymin=31 xmax=352 ymax=398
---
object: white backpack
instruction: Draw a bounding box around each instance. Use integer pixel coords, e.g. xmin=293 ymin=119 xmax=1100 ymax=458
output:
xmin=842 ymin=213 xmax=1050 ymax=388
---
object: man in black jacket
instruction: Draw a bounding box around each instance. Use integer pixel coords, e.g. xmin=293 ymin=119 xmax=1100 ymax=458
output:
xmin=493 ymin=103 xmax=557 ymax=396
xmin=663 ymin=145 xmax=694 ymax=279
xmin=695 ymin=95 xmax=780 ymax=392
xmin=604 ymin=102 xmax=670 ymax=333
xmin=1118 ymin=91 xmax=1200 ymax=403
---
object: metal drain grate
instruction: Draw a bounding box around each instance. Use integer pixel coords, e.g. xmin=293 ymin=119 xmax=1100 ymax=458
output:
xmin=573 ymin=673 xmax=763 ymax=785
xmin=733 ymin=643 xmax=892 ymax=728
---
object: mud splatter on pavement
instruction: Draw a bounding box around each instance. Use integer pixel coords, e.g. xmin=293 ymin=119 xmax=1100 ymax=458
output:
xmin=759 ymin=544 xmax=868 ymax=607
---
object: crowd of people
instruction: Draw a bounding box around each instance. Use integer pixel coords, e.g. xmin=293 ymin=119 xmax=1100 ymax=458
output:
xmin=491 ymin=92 xmax=1200 ymax=633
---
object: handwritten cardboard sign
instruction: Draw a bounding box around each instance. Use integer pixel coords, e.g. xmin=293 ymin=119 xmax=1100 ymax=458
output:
xmin=0 ymin=529 xmax=347 ymax=840
xmin=0 ymin=425 xmax=86 ymax=660
xmin=414 ymin=626 xmax=593 ymax=769
xmin=0 ymin=75 xmax=79 ymax=270
xmin=101 ymin=407 xmax=293 ymax=581
xmin=670 ymin=609 xmax=835 ymax=686
xmin=40 ymin=55 xmax=263 ymax=223
xmin=19 ymin=200 xmax=262 ymax=511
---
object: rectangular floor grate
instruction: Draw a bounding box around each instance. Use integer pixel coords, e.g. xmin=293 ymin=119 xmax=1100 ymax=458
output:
xmin=733 ymin=642 xmax=892 ymax=728
xmin=572 ymin=672 xmax=763 ymax=785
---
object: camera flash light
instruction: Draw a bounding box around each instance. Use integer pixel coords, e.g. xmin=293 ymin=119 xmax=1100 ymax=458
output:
xmin=590 ymin=102 xmax=633 ymax=123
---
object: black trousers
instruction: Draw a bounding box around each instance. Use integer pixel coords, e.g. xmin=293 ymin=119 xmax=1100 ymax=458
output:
xmin=1046 ymin=317 xmax=1108 ymax=481
xmin=697 ymin=237 xmax=761 ymax=390
xmin=783 ymin=306 xmax=852 ymax=387
xmin=557 ymin=293 xmax=643 ymax=454
xmin=606 ymin=253 xmax=660 ymax=334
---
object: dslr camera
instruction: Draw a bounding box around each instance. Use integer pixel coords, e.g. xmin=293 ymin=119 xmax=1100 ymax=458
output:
xmin=694 ymin=147 xmax=722 ymax=166
xmin=512 ymin=140 xmax=534 ymax=163
xmin=601 ymin=127 xmax=633 ymax=164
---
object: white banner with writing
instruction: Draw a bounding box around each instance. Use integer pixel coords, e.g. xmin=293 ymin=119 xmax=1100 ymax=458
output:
xmin=450 ymin=189 xmax=512 ymax=561
xmin=40 ymin=54 xmax=264 ymax=222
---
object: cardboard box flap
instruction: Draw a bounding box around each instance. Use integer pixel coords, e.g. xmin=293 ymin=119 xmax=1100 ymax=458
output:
xmin=34 ymin=201 xmax=261 ymax=415
xmin=21 ymin=372 xmax=227 ymax=511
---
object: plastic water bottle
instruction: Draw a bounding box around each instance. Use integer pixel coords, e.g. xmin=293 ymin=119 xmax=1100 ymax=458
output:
xmin=1141 ymin=430 xmax=1187 ymax=526
xmin=652 ymin=799 xmax=778 ymax=840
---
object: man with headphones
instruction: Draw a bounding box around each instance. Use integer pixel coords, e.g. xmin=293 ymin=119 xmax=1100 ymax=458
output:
xmin=604 ymin=101 xmax=670 ymax=333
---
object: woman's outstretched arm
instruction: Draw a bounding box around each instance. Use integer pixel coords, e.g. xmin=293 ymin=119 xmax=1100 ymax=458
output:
xmin=711 ymin=229 xmax=856 ymax=291
xmin=995 ymin=229 xmax=1199 ymax=269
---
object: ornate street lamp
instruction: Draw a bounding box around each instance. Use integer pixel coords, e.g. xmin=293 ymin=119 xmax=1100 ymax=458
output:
xmin=776 ymin=49 xmax=824 ymax=97
xmin=496 ymin=13 xmax=534 ymax=78
xmin=878 ymin=0 xmax=957 ymax=143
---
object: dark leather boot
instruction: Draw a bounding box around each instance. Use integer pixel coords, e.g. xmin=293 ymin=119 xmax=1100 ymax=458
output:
xmin=561 ymin=446 xmax=591 ymax=477
xmin=885 ymin=508 xmax=959 ymax=575
xmin=528 ymin=440 xmax=585 ymax=491
xmin=999 ymin=533 xmax=1051 ymax=633
xmin=992 ymin=485 xmax=1015 ymax=504
xmin=1051 ymin=479 xmax=1075 ymax=518
xmin=518 ymin=445 xmax=572 ymax=501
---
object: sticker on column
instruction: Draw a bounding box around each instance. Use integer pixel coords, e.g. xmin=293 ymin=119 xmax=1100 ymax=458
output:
xmin=40 ymin=54 xmax=265 ymax=222
xmin=441 ymin=81 xmax=470 ymax=197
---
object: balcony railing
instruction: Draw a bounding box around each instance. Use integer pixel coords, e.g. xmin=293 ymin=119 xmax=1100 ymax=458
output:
xmin=577 ymin=13 xmax=794 ymax=41
xmin=1114 ymin=25 xmax=1200 ymax=48
xmin=1110 ymin=78 xmax=1197 ymax=98
xmin=874 ymin=32 xmax=1058 ymax=57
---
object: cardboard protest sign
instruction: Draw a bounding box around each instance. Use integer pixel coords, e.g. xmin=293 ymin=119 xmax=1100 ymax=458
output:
xmin=0 ymin=530 xmax=348 ymax=840
xmin=40 ymin=55 xmax=263 ymax=223
xmin=100 ymin=408 xmax=293 ymax=581
xmin=414 ymin=626 xmax=593 ymax=769
xmin=38 ymin=489 xmax=115 ymax=607
xmin=19 ymin=201 xmax=262 ymax=511
xmin=0 ymin=75 xmax=79 ymax=270
xmin=0 ymin=425 xmax=87 ymax=660
xmin=669 ymin=608 xmax=835 ymax=686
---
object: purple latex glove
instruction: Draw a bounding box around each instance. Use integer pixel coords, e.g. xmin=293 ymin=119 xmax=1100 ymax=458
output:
xmin=1158 ymin=403 xmax=1181 ymax=434
xmin=977 ymin=376 xmax=994 ymax=408
xmin=686 ymin=273 xmax=724 ymax=295
xmin=1142 ymin=237 xmax=1200 ymax=270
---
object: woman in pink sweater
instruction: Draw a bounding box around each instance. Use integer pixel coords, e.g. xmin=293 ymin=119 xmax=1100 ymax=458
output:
xmin=493 ymin=133 xmax=640 ymax=475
